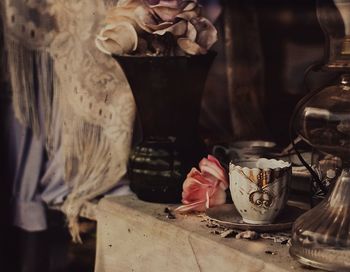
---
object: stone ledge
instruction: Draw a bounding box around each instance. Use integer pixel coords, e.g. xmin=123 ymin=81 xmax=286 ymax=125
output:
xmin=94 ymin=194 xmax=320 ymax=272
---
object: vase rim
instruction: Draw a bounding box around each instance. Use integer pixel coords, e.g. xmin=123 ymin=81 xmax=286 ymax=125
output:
xmin=113 ymin=50 xmax=217 ymax=60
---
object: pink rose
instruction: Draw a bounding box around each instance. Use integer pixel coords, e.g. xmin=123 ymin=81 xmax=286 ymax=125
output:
xmin=176 ymin=155 xmax=228 ymax=212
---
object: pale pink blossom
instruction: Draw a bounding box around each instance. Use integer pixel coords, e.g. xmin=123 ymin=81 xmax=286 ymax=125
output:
xmin=176 ymin=155 xmax=228 ymax=212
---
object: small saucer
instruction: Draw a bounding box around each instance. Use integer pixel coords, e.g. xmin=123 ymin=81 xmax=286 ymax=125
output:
xmin=206 ymin=204 xmax=305 ymax=232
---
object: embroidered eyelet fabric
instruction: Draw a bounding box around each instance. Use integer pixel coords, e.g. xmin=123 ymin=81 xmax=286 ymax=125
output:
xmin=1 ymin=0 xmax=135 ymax=242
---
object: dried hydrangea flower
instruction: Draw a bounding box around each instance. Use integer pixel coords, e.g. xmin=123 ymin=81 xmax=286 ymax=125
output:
xmin=95 ymin=0 xmax=218 ymax=56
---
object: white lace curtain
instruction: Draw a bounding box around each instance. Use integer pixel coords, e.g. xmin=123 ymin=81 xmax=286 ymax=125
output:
xmin=1 ymin=0 xmax=135 ymax=242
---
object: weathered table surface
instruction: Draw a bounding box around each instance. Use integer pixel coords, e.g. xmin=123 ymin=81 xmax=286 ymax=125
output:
xmin=95 ymin=195 xmax=319 ymax=272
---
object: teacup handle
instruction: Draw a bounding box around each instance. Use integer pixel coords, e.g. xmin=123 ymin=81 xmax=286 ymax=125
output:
xmin=213 ymin=145 xmax=228 ymax=156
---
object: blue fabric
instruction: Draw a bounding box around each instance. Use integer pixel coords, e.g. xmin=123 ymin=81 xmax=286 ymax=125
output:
xmin=7 ymin=105 xmax=69 ymax=231
xmin=3 ymin=71 xmax=69 ymax=231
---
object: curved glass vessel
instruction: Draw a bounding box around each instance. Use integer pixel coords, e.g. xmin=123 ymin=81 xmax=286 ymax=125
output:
xmin=290 ymin=169 xmax=350 ymax=270
xmin=318 ymin=0 xmax=350 ymax=69
xmin=290 ymin=74 xmax=350 ymax=270
xmin=296 ymin=74 xmax=350 ymax=158
xmin=290 ymin=1 xmax=350 ymax=270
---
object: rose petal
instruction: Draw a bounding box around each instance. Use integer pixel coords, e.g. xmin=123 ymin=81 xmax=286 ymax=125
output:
xmin=95 ymin=37 xmax=122 ymax=55
xmin=149 ymin=0 xmax=179 ymax=9
xmin=134 ymin=5 xmax=158 ymax=33
xmin=179 ymin=180 xmax=225 ymax=212
xmin=183 ymin=1 xmax=197 ymax=11
xmin=186 ymin=167 xmax=203 ymax=179
xmin=205 ymin=191 xmax=210 ymax=209
xmin=186 ymin=22 xmax=197 ymax=42
xmin=177 ymin=37 xmax=206 ymax=55
xmin=144 ymin=21 xmax=174 ymax=31
xmin=182 ymin=186 xmax=208 ymax=204
xmin=177 ymin=155 xmax=228 ymax=213
xmin=182 ymin=172 xmax=223 ymax=201
xmin=182 ymin=171 xmax=213 ymax=203
xmin=208 ymin=187 xmax=227 ymax=207
xmin=175 ymin=200 xmax=206 ymax=212
xmin=176 ymin=9 xmax=200 ymax=21
xmin=151 ymin=6 xmax=180 ymax=21
xmin=184 ymin=168 xmax=213 ymax=187
xmin=95 ymin=22 xmax=138 ymax=55
xmin=154 ymin=20 xmax=187 ymax=36
xmin=192 ymin=17 xmax=218 ymax=50
xmin=199 ymin=156 xmax=228 ymax=188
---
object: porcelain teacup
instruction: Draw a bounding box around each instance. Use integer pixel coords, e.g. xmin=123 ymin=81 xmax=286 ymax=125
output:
xmin=229 ymin=158 xmax=291 ymax=224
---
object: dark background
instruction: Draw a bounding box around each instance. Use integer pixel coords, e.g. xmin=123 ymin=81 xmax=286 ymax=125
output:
xmin=200 ymin=0 xmax=326 ymax=146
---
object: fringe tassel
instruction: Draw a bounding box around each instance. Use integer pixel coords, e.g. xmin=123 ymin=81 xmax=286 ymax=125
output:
xmin=61 ymin=119 xmax=127 ymax=242
xmin=65 ymin=122 xmax=110 ymax=184
xmin=5 ymin=38 xmax=57 ymax=149
xmin=6 ymin=39 xmax=40 ymax=134
xmin=62 ymin=198 xmax=84 ymax=244
xmin=35 ymin=50 xmax=57 ymax=157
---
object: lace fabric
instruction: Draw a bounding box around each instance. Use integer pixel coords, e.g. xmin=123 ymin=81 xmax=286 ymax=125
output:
xmin=1 ymin=0 xmax=135 ymax=242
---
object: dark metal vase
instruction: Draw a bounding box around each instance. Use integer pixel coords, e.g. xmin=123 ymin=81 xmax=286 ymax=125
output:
xmin=114 ymin=52 xmax=216 ymax=203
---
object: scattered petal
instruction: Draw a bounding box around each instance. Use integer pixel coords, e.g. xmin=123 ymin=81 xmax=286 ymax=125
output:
xmin=220 ymin=229 xmax=236 ymax=238
xmin=236 ymin=231 xmax=259 ymax=240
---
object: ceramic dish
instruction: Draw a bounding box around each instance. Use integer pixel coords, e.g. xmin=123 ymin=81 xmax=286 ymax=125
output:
xmin=206 ymin=204 xmax=305 ymax=232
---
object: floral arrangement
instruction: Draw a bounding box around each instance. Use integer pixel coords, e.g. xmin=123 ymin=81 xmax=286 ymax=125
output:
xmin=176 ymin=155 xmax=228 ymax=212
xmin=95 ymin=0 xmax=218 ymax=56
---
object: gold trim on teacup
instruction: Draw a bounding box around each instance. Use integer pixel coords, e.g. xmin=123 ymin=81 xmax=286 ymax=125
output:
xmin=249 ymin=189 xmax=274 ymax=209
xmin=229 ymin=158 xmax=291 ymax=188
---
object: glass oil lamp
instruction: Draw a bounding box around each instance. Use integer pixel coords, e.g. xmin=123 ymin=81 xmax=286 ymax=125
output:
xmin=289 ymin=0 xmax=350 ymax=270
xmin=319 ymin=0 xmax=350 ymax=69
